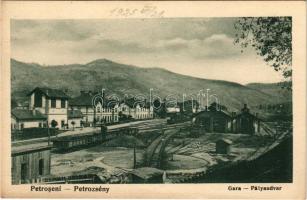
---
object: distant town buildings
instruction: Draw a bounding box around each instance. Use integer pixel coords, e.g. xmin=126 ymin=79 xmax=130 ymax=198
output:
xmin=11 ymin=87 xmax=261 ymax=135
xmin=69 ymin=90 xmax=119 ymax=126
xmin=11 ymin=87 xmax=154 ymax=130
xmin=119 ymin=98 xmax=154 ymax=120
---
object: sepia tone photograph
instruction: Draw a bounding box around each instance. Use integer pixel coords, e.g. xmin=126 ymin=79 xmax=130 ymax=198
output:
xmin=10 ymin=17 xmax=293 ymax=184
xmin=1 ymin=1 xmax=306 ymax=199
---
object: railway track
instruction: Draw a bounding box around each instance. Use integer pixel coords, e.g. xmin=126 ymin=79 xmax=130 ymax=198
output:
xmin=12 ymin=119 xmax=188 ymax=150
xmin=145 ymin=121 xmax=190 ymax=168
xmin=12 ymin=119 xmax=166 ymax=145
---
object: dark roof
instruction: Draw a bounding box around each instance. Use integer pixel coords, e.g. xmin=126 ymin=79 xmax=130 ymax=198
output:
xmin=68 ymin=110 xmax=83 ymax=119
xmin=12 ymin=143 xmax=52 ymax=155
xmin=12 ymin=109 xmax=47 ymax=120
xmin=103 ymin=99 xmax=119 ymax=108
xmin=27 ymin=87 xmax=70 ymax=99
xmin=236 ymin=112 xmax=261 ymax=120
xmin=70 ymin=92 xmax=95 ymax=106
xmin=178 ymin=100 xmax=200 ymax=107
xmin=131 ymin=167 xmax=163 ymax=179
xmin=52 ymin=132 xmax=100 ymax=142
xmin=193 ymin=110 xmax=232 ymax=119
xmin=122 ymin=98 xmax=151 ymax=108
xmin=217 ymin=138 xmax=233 ymax=145
xmin=70 ymin=92 xmax=119 ymax=108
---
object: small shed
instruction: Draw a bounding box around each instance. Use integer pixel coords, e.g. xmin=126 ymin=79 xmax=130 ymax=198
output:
xmin=130 ymin=167 xmax=164 ymax=183
xmin=216 ymin=139 xmax=232 ymax=154
xmin=11 ymin=144 xmax=52 ymax=184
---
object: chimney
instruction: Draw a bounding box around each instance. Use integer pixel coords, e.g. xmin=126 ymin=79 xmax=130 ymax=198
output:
xmin=101 ymin=88 xmax=105 ymax=100
xmin=242 ymin=104 xmax=250 ymax=113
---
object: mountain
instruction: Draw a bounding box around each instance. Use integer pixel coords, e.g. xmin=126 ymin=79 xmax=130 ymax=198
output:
xmin=246 ymin=82 xmax=292 ymax=103
xmin=11 ymin=58 xmax=290 ymax=111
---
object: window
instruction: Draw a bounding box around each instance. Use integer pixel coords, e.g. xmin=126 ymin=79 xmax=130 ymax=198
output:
xmin=39 ymin=159 xmax=44 ymax=176
xmin=20 ymin=123 xmax=24 ymax=129
xmin=61 ymin=120 xmax=65 ymax=128
xmin=21 ymin=163 xmax=27 ymax=183
xmin=39 ymin=122 xmax=42 ymax=128
xmin=34 ymin=93 xmax=42 ymax=107
xmin=61 ymin=99 xmax=66 ymax=108
xmin=51 ymin=98 xmax=56 ymax=108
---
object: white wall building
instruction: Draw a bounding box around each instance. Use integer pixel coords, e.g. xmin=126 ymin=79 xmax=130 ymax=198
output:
xmin=28 ymin=87 xmax=69 ymax=129
xmin=11 ymin=109 xmax=47 ymax=130
xmin=69 ymin=91 xmax=119 ymax=126
xmin=119 ymin=98 xmax=154 ymax=120
xmin=67 ymin=110 xmax=83 ymax=129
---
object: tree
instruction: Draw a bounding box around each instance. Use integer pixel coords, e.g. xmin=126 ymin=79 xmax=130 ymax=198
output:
xmin=234 ymin=17 xmax=292 ymax=89
xmin=50 ymin=120 xmax=58 ymax=128
xmin=71 ymin=121 xmax=76 ymax=131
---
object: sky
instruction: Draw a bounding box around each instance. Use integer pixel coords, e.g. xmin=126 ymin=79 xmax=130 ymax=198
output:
xmin=11 ymin=18 xmax=285 ymax=84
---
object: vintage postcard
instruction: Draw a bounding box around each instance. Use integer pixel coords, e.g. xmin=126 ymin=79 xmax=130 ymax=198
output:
xmin=1 ymin=1 xmax=306 ymax=199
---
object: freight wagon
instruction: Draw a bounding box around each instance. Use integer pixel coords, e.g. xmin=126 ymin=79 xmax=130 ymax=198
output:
xmin=52 ymin=127 xmax=139 ymax=151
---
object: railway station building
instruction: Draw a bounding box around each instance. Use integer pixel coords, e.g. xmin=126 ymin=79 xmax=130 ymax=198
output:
xmin=27 ymin=87 xmax=69 ymax=130
xmin=119 ymin=98 xmax=154 ymax=120
xmin=69 ymin=90 xmax=120 ymax=126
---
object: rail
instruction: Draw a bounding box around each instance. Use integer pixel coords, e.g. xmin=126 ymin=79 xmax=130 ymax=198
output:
xmin=145 ymin=122 xmax=189 ymax=168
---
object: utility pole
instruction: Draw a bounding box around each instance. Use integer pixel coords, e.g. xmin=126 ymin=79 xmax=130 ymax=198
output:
xmin=47 ymin=120 xmax=50 ymax=146
xmin=133 ymin=143 xmax=137 ymax=169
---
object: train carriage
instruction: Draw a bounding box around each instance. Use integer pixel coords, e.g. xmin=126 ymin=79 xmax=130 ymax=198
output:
xmin=52 ymin=127 xmax=139 ymax=151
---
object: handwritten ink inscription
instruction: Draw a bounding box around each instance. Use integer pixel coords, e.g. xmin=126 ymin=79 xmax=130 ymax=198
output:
xmin=110 ymin=5 xmax=165 ymax=18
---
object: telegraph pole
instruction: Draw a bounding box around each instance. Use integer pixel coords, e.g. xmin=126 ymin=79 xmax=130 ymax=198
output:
xmin=47 ymin=120 xmax=50 ymax=146
xmin=133 ymin=143 xmax=137 ymax=169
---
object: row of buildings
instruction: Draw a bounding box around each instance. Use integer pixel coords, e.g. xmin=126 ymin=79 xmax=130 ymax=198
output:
xmin=11 ymin=87 xmax=261 ymax=135
xmin=11 ymin=87 xmax=154 ymax=130
xmin=192 ymin=103 xmax=261 ymax=135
